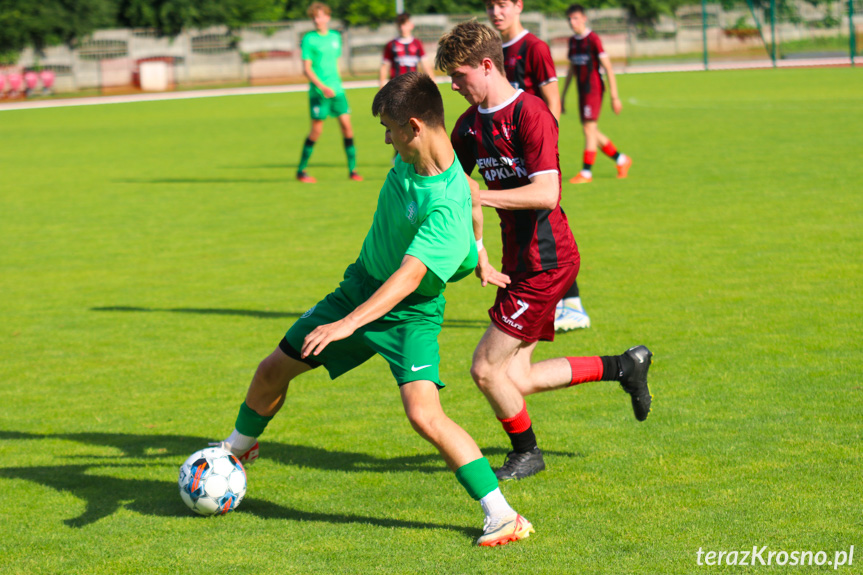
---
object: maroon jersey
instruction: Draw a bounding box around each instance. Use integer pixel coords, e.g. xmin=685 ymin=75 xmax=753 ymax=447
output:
xmin=568 ymin=30 xmax=605 ymax=95
xmin=382 ymin=37 xmax=425 ymax=79
xmin=451 ymin=91 xmax=578 ymax=274
xmin=502 ymin=30 xmax=557 ymax=97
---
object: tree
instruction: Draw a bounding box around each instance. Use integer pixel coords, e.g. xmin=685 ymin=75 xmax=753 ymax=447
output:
xmin=0 ymin=0 xmax=115 ymax=57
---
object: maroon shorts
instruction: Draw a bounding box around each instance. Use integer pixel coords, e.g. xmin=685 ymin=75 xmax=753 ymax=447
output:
xmin=579 ymin=85 xmax=604 ymax=122
xmin=488 ymin=262 xmax=580 ymax=343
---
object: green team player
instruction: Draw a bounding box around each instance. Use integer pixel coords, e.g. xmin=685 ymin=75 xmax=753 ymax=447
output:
xmin=215 ymin=72 xmax=534 ymax=547
xmin=296 ymin=2 xmax=362 ymax=183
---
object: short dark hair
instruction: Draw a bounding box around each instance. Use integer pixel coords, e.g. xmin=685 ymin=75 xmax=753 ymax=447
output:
xmin=435 ymin=21 xmax=504 ymax=75
xmin=395 ymin=13 xmax=411 ymax=26
xmin=372 ymin=72 xmax=445 ymax=130
xmin=566 ymin=4 xmax=586 ymax=16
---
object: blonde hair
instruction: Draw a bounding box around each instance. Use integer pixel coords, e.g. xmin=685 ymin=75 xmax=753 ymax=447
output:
xmin=307 ymin=2 xmax=331 ymax=18
xmin=435 ymin=21 xmax=504 ymax=74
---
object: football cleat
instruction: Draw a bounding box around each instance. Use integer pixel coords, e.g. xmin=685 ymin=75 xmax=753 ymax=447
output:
xmin=477 ymin=513 xmax=535 ymax=547
xmin=209 ymin=440 xmax=260 ymax=465
xmin=494 ymin=446 xmax=545 ymax=481
xmin=554 ymin=302 xmax=591 ymax=331
xmin=620 ymin=345 xmax=653 ymax=421
xmin=616 ymin=156 xmax=633 ymax=179
xmin=569 ymin=172 xmax=592 ymax=184
xmin=349 ymin=171 xmax=364 ymax=181
xmin=297 ymin=171 xmax=317 ymax=184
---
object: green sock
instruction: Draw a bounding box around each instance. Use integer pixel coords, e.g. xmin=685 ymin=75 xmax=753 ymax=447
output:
xmin=234 ymin=401 xmax=273 ymax=437
xmin=455 ymin=457 xmax=499 ymax=501
xmin=344 ymin=137 xmax=356 ymax=173
xmin=298 ymin=137 xmax=315 ymax=173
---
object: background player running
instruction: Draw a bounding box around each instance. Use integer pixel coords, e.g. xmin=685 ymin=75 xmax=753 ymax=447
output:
xmin=296 ymin=2 xmax=362 ymax=184
xmin=485 ymin=0 xmax=591 ymax=332
xmin=215 ymin=72 xmax=534 ymax=547
xmin=562 ymin=3 xmax=632 ymax=185
xmin=437 ymin=21 xmax=653 ymax=482
xmin=379 ymin=13 xmax=434 ymax=89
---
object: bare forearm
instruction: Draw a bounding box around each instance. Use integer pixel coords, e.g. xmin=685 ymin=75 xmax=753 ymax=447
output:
xmin=303 ymin=61 xmax=328 ymax=91
xmin=540 ymin=82 xmax=561 ymax=121
xmin=480 ymin=177 xmax=558 ymax=211
xmin=343 ymin=256 xmax=426 ymax=328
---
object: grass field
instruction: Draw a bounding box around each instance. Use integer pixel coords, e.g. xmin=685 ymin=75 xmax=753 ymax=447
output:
xmin=1 ymin=67 xmax=861 ymax=574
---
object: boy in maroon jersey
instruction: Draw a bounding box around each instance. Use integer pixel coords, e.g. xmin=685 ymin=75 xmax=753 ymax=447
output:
xmin=486 ymin=0 xmax=590 ymax=332
xmin=379 ymin=13 xmax=434 ymax=89
xmin=436 ymin=21 xmax=653 ymax=482
xmin=562 ymin=3 xmax=632 ymax=185
xmin=486 ymin=0 xmax=559 ymax=119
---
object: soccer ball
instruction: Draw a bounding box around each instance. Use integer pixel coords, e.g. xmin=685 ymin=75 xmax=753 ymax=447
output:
xmin=178 ymin=447 xmax=247 ymax=516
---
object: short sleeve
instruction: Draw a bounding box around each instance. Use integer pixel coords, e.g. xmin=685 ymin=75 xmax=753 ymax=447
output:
xmin=301 ymin=34 xmax=312 ymax=61
xmin=416 ymin=40 xmax=426 ymax=57
xmin=518 ymin=101 xmax=559 ymax=178
xmin=592 ymin=34 xmax=605 ymax=57
xmin=382 ymin=40 xmax=394 ymax=62
xmin=528 ymin=41 xmax=557 ymax=85
xmin=405 ymin=201 xmax=470 ymax=283
xmin=451 ymin=115 xmax=477 ymax=176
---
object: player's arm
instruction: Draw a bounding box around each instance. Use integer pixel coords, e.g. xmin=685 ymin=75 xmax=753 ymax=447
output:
xmin=538 ymin=81 xmax=561 ymax=121
xmin=480 ymin=172 xmax=559 ymax=211
xmin=301 ymin=255 xmax=427 ymax=358
xmin=599 ymin=54 xmax=622 ymax=115
xmin=303 ymin=59 xmax=335 ymax=98
xmin=379 ymin=61 xmax=391 ymax=89
xmin=561 ymin=64 xmax=575 ymax=115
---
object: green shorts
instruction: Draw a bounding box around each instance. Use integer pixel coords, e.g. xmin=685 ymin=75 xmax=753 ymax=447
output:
xmin=309 ymin=90 xmax=350 ymax=120
xmin=283 ymin=263 xmax=446 ymax=386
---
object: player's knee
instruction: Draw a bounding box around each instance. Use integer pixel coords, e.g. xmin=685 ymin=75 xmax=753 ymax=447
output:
xmin=404 ymin=405 xmax=441 ymax=440
xmin=253 ymin=354 xmax=288 ymax=391
xmin=470 ymin=359 xmax=496 ymax=393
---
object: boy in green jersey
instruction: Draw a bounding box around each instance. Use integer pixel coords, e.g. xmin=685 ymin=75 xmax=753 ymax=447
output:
xmin=216 ymin=73 xmax=534 ymax=547
xmin=297 ymin=2 xmax=362 ymax=183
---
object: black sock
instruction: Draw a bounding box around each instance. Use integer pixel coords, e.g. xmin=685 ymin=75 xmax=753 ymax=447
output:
xmin=507 ymin=426 xmax=537 ymax=453
xmin=563 ymin=279 xmax=580 ymax=299
xmin=600 ymin=355 xmax=622 ymax=381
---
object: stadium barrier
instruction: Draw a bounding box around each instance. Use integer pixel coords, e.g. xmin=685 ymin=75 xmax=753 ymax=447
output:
xmin=9 ymin=0 xmax=860 ymax=95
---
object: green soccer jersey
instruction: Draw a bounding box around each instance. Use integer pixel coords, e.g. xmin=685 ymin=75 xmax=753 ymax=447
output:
xmin=301 ymin=30 xmax=344 ymax=97
xmin=358 ymin=154 xmax=477 ymax=297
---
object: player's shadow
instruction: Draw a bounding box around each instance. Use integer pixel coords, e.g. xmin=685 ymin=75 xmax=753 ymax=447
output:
xmin=91 ymin=306 xmax=489 ymax=328
xmin=0 ymin=430 xmax=578 ymax=532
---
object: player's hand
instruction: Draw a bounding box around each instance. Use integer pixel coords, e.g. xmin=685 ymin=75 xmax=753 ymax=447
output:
xmin=301 ymin=317 xmax=358 ymax=358
xmin=322 ymin=86 xmax=336 ymax=98
xmin=475 ymin=248 xmax=510 ymax=288
xmin=611 ymin=96 xmax=622 ymax=115
xmin=560 ymin=100 xmax=567 ymax=115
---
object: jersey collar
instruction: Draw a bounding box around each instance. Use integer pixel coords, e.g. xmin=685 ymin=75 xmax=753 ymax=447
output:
xmin=501 ymin=29 xmax=529 ymax=48
xmin=479 ymin=89 xmax=523 ymax=114
xmin=573 ymin=28 xmax=592 ymax=40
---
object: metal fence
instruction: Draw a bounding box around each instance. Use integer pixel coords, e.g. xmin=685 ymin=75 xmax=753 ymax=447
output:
xmin=4 ymin=0 xmax=860 ymax=95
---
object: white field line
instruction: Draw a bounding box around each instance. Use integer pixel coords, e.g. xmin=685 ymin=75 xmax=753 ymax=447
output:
xmin=0 ymin=57 xmax=853 ymax=112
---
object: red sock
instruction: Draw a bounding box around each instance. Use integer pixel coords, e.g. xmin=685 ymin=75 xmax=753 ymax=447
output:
xmin=567 ymin=356 xmax=603 ymax=386
xmin=583 ymin=150 xmax=596 ymax=169
xmin=601 ymin=141 xmax=618 ymax=158
xmin=497 ymin=401 xmax=532 ymax=434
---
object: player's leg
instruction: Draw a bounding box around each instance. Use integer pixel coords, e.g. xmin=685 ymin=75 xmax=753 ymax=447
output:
xmin=336 ymin=102 xmax=362 ymax=180
xmin=471 ymin=324 xmax=548 ymax=480
xmin=554 ymin=277 xmax=591 ymax=332
xmin=399 ymin=379 xmax=534 ymax=547
xmin=217 ymin=344 xmax=313 ymax=463
xmin=570 ymin=120 xmax=598 ymax=184
xmin=595 ymin=126 xmax=632 ymax=179
xmin=297 ymin=118 xmax=324 ymax=183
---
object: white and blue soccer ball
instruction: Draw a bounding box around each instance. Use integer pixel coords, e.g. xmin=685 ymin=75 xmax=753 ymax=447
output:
xmin=178 ymin=447 xmax=247 ymax=516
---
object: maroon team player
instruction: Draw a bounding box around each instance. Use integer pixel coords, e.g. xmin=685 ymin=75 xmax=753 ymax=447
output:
xmin=562 ymin=4 xmax=632 ymax=185
xmin=437 ymin=21 xmax=653 ymax=481
xmin=379 ymin=13 xmax=434 ymax=89
xmin=486 ymin=0 xmax=590 ymax=332
xmin=486 ymin=0 xmax=559 ymax=119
